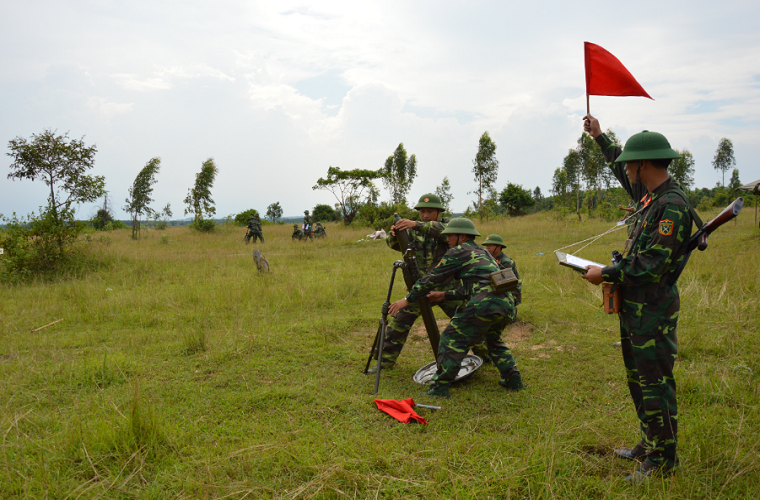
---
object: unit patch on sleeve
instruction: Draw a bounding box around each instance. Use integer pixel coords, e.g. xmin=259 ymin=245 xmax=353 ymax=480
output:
xmin=658 ymin=219 xmax=674 ymax=236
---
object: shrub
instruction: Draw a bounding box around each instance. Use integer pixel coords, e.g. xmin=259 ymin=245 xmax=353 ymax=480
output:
xmin=0 ymin=208 xmax=85 ymax=282
xmin=234 ymin=209 xmax=260 ymax=226
xmin=190 ymin=219 xmax=216 ymax=232
xmin=91 ymin=208 xmax=114 ymax=230
xmin=354 ymin=202 xmax=418 ymax=230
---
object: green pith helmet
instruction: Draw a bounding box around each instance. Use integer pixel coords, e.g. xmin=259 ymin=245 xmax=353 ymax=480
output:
xmin=293 ymin=224 xmax=298 ymax=227
xmin=414 ymin=193 xmax=444 ymax=210
xmin=440 ymin=217 xmax=481 ymax=237
xmin=482 ymin=234 xmax=506 ymax=248
xmin=304 ymin=210 xmax=309 ymax=214
xmin=616 ymin=130 xmax=682 ymax=163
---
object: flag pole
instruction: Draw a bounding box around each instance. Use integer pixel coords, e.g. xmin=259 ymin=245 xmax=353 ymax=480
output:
xmin=586 ymin=94 xmax=590 ymax=116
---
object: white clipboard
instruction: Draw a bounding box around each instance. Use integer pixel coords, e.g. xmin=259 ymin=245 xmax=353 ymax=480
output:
xmin=554 ymin=250 xmax=605 ymax=273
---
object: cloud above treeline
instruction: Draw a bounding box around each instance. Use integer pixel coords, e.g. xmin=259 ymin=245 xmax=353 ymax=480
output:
xmin=1 ymin=1 xmax=759 ymax=219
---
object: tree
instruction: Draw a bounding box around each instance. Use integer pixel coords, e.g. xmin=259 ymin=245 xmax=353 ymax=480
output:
xmin=234 ymin=209 xmax=260 ymax=226
xmin=712 ymin=138 xmax=736 ymax=187
xmin=184 ymin=158 xmax=219 ymax=224
xmin=92 ymin=193 xmax=114 ymax=230
xmin=728 ymin=168 xmax=742 ymax=194
xmin=312 ymin=204 xmax=337 ymax=222
xmin=471 ymin=131 xmax=499 ymax=220
xmin=551 ymin=167 xmax=568 ymax=200
xmin=150 ymin=203 xmax=173 ymax=230
xmin=562 ymin=149 xmax=582 ymax=221
xmin=7 ymin=129 xmax=105 ymax=226
xmin=382 ymin=143 xmax=417 ymax=205
xmin=435 ymin=176 xmax=454 ymax=214
xmin=266 ymin=202 xmax=283 ymax=223
xmin=313 ymin=166 xmax=384 ymax=225
xmin=124 ymin=157 xmax=161 ymax=239
xmin=499 ymin=183 xmax=535 ymax=215
xmin=670 ymin=149 xmax=695 ymax=191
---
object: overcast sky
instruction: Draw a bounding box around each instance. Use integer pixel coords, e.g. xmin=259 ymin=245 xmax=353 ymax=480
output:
xmin=2 ymin=1 xmax=759 ymax=220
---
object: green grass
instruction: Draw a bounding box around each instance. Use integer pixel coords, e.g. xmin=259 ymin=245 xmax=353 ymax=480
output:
xmin=1 ymin=213 xmax=758 ymax=499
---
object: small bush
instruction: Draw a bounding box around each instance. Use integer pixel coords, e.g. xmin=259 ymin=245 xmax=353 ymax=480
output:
xmin=189 ymin=219 xmax=216 ymax=232
xmin=160 ymin=234 xmax=170 ymax=244
xmin=0 ymin=208 xmax=85 ymax=282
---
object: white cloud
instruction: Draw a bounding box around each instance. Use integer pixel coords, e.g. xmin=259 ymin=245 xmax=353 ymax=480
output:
xmin=86 ymin=96 xmax=133 ymax=117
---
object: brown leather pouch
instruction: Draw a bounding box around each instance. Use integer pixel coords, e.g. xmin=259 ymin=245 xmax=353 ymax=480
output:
xmin=602 ymin=283 xmax=620 ymax=314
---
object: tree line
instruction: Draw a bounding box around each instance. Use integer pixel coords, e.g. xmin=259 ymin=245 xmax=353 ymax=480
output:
xmin=1 ymin=126 xmax=745 ymax=280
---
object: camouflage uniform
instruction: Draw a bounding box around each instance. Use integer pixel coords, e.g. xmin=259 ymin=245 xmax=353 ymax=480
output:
xmin=292 ymin=225 xmax=305 ymax=241
xmin=302 ymin=212 xmax=314 ymax=240
xmin=314 ymin=223 xmax=326 ymax=238
xmin=246 ymin=217 xmax=264 ymax=243
xmin=471 ymin=249 xmax=521 ymax=361
xmin=377 ymin=220 xmax=462 ymax=365
xmin=596 ymin=133 xmax=694 ymax=470
xmin=406 ymin=240 xmax=518 ymax=389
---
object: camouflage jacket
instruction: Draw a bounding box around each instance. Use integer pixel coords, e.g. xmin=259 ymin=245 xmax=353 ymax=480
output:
xmin=407 ymin=240 xmax=513 ymax=318
xmin=495 ymin=250 xmax=522 ymax=305
xmin=247 ymin=219 xmax=262 ymax=231
xmin=292 ymin=227 xmax=304 ymax=238
xmin=303 ymin=214 xmax=312 ymax=229
xmin=596 ymin=133 xmax=693 ymax=332
xmin=386 ymin=220 xmax=449 ymax=273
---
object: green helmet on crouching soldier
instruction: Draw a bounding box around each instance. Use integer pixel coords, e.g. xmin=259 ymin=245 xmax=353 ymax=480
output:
xmin=616 ymin=130 xmax=682 ymax=164
xmin=482 ymin=234 xmax=506 ymax=248
xmin=414 ymin=193 xmax=444 ymax=211
xmin=440 ymin=217 xmax=481 ymax=237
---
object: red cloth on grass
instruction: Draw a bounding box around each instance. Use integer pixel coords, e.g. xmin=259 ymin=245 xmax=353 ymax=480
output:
xmin=374 ymin=398 xmax=428 ymax=425
xmin=584 ymin=42 xmax=652 ymax=99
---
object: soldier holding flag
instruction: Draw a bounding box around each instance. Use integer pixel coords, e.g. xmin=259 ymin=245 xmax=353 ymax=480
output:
xmin=582 ymin=115 xmax=696 ymax=482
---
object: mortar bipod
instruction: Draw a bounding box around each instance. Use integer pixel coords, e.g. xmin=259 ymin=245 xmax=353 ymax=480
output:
xmin=364 ymin=260 xmax=405 ymax=394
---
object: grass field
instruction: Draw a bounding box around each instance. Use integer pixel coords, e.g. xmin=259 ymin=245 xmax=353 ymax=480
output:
xmin=1 ymin=210 xmax=759 ymax=499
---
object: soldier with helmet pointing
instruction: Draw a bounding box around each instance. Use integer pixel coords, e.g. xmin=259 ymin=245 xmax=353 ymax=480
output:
xmin=389 ymin=217 xmax=523 ymax=398
xmin=582 ymin=115 xmax=698 ymax=482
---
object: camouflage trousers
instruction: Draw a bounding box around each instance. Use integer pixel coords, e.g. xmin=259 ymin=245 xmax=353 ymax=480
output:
xmin=472 ymin=305 xmax=517 ymax=361
xmin=376 ymin=299 xmax=460 ymax=365
xmin=246 ymin=230 xmax=264 ymax=243
xmin=431 ymin=311 xmax=516 ymax=387
xmin=620 ymin=321 xmax=678 ymax=468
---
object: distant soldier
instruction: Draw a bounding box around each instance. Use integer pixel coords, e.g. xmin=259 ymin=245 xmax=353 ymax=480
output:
xmin=369 ymin=193 xmax=462 ymax=373
xmin=292 ymin=224 xmax=305 ymax=241
xmin=388 ymin=218 xmax=523 ymax=398
xmin=314 ymin=222 xmax=326 ymax=238
xmin=246 ymin=215 xmax=265 ymax=243
xmin=302 ymin=210 xmax=314 ymax=240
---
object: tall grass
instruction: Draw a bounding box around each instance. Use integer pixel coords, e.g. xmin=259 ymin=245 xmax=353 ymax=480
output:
xmin=0 ymin=214 xmax=758 ymax=498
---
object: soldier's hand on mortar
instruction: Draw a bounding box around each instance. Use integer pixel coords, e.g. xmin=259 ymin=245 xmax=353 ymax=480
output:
xmin=389 ymin=298 xmax=410 ymax=316
xmin=583 ymin=114 xmax=602 ymax=139
xmin=426 ymin=291 xmax=445 ymax=304
xmin=582 ymin=265 xmax=604 ymax=286
xmin=393 ymin=219 xmax=416 ymax=232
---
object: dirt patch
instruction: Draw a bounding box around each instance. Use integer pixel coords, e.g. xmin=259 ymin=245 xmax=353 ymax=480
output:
xmin=580 ymin=445 xmax=610 ymax=457
xmin=503 ymin=321 xmax=532 ymax=345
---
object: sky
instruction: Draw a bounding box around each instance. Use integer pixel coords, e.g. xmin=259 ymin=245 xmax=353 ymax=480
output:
xmin=2 ymin=0 xmax=759 ymax=220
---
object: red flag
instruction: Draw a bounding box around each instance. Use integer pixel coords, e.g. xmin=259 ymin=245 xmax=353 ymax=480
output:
xmin=584 ymin=42 xmax=653 ymax=99
xmin=374 ymin=398 xmax=428 ymax=425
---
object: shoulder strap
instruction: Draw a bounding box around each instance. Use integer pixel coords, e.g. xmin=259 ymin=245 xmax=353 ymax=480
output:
xmin=656 ymin=184 xmax=703 ymax=231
